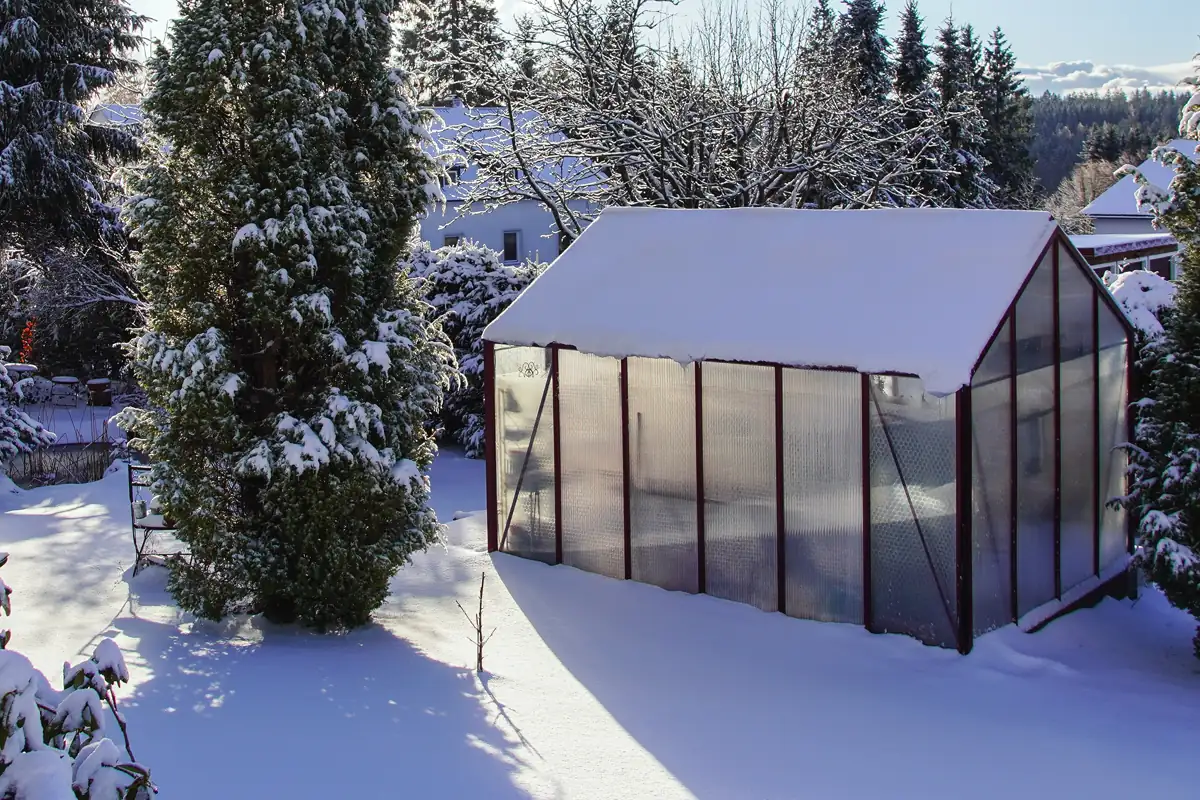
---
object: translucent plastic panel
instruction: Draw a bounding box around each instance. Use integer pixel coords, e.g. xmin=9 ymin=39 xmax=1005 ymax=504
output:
xmin=868 ymin=377 xmax=958 ymax=647
xmin=702 ymin=362 xmax=777 ymax=611
xmin=1058 ymin=251 xmax=1097 ymax=592
xmin=1098 ymin=296 xmax=1129 ymax=567
xmin=494 ymin=346 xmax=556 ymax=563
xmin=627 ymin=357 xmax=699 ymax=593
xmin=558 ymin=350 xmax=625 ymax=580
xmin=971 ymin=318 xmax=1014 ymax=635
xmin=782 ymin=369 xmax=863 ymax=624
xmin=1014 ymin=253 xmax=1056 ymax=615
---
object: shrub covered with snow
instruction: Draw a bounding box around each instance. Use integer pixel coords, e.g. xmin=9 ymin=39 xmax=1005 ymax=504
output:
xmin=0 ymin=349 xmax=54 ymax=464
xmin=119 ymin=1 xmax=457 ymax=629
xmin=1118 ymin=59 xmax=1200 ymax=656
xmin=1102 ymin=269 xmax=1177 ymax=339
xmin=0 ymin=554 xmax=154 ymax=798
xmin=405 ymin=240 xmax=543 ymax=458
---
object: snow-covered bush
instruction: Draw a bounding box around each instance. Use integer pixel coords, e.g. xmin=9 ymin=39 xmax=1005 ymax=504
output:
xmin=1116 ymin=57 xmax=1200 ymax=656
xmin=120 ymin=0 xmax=457 ymax=629
xmin=1103 ymin=268 xmax=1177 ymax=339
xmin=0 ymin=553 xmax=154 ymax=798
xmin=405 ymin=240 xmax=543 ymax=458
xmin=0 ymin=349 xmax=54 ymax=464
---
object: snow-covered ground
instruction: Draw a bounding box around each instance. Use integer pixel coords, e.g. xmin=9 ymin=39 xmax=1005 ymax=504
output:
xmin=1 ymin=448 xmax=1197 ymax=798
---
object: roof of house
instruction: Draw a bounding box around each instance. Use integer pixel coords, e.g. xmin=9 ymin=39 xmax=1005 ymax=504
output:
xmin=1069 ymin=233 xmax=1177 ymax=258
xmin=484 ymin=207 xmax=1063 ymax=395
xmin=88 ymin=103 xmax=143 ymax=126
xmin=1082 ymin=139 xmax=1200 ymax=218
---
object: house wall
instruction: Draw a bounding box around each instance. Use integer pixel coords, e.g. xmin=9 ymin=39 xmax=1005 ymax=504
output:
xmin=1091 ymin=216 xmax=1155 ymax=235
xmin=419 ymin=199 xmax=594 ymax=263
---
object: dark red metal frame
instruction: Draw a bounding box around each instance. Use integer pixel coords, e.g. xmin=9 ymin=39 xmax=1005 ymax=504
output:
xmin=484 ymin=340 xmax=498 ymax=552
xmin=695 ymin=362 xmax=707 ymax=594
xmin=1092 ymin=290 xmax=1102 ymax=576
xmin=861 ymin=373 xmax=873 ymax=632
xmin=1052 ymin=244 xmax=1063 ymax=600
xmin=551 ymin=345 xmax=563 ymax=565
xmin=481 ymin=226 xmax=1139 ymax=652
xmin=775 ymin=366 xmax=787 ymax=614
xmin=955 ymin=389 xmax=974 ymax=654
xmin=620 ymin=358 xmax=633 ymax=580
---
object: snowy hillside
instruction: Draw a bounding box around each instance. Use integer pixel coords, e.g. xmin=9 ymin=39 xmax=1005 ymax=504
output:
xmin=1 ymin=450 xmax=1197 ymax=799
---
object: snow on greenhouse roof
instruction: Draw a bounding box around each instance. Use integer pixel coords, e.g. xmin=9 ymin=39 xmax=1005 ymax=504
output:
xmin=484 ymin=207 xmax=1061 ymax=395
xmin=1082 ymin=139 xmax=1200 ymax=218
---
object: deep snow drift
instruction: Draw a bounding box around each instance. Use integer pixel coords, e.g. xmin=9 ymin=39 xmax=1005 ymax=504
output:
xmin=1 ymin=449 xmax=1197 ymax=799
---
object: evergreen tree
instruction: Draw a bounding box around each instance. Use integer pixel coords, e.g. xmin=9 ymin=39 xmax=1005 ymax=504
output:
xmin=892 ymin=0 xmax=953 ymax=205
xmin=0 ymin=0 xmax=145 ymax=374
xmin=397 ymin=0 xmax=505 ymax=106
xmin=960 ymin=24 xmax=985 ymax=92
xmin=1083 ymin=121 xmax=1123 ymax=162
xmin=404 ymin=240 xmax=542 ymax=458
xmin=893 ymin=0 xmax=930 ymax=99
xmin=934 ymin=17 xmax=992 ymax=207
xmin=980 ymin=26 xmax=1034 ymax=206
xmin=833 ymin=0 xmax=891 ymax=103
xmin=1121 ymin=62 xmax=1200 ymax=657
xmin=123 ymin=0 xmax=458 ymax=628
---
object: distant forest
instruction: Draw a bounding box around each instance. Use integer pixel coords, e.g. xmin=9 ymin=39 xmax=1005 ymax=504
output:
xmin=1030 ymin=88 xmax=1190 ymax=195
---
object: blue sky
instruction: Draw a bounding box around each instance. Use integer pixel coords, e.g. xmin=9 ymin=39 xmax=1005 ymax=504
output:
xmin=128 ymin=0 xmax=1198 ymax=94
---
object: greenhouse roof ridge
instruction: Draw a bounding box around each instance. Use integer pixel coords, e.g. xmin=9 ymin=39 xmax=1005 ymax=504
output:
xmin=484 ymin=207 xmax=1061 ymax=395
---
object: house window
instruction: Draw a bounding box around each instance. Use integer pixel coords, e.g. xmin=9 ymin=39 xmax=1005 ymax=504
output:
xmin=1149 ymin=256 xmax=1173 ymax=281
xmin=447 ymin=166 xmax=463 ymax=184
xmin=443 ymin=234 xmax=461 ymax=247
xmin=502 ymin=231 xmax=521 ymax=263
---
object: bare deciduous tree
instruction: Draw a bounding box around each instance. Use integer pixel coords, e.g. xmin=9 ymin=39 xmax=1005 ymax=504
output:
xmin=1044 ymin=159 xmax=1120 ymax=234
xmin=442 ymin=0 xmax=974 ymax=243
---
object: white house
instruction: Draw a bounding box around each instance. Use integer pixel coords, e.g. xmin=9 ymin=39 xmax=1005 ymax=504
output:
xmin=1077 ymin=138 xmax=1197 ymax=280
xmin=420 ymin=104 xmax=594 ymax=264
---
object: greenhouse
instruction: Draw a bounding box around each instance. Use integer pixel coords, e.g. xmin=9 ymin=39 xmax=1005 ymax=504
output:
xmin=481 ymin=207 xmax=1134 ymax=653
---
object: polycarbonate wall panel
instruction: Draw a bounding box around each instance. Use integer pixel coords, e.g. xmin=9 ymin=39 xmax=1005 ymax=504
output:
xmin=702 ymin=363 xmax=777 ymax=611
xmin=971 ymin=318 xmax=1014 ymax=634
xmin=1058 ymin=251 xmax=1098 ymax=591
xmin=1014 ymin=252 xmax=1057 ymax=615
xmin=558 ymin=350 xmax=625 ymax=580
xmin=868 ymin=377 xmax=958 ymax=647
xmin=627 ymin=358 xmax=699 ymax=593
xmin=494 ymin=346 xmax=556 ymax=563
xmin=782 ymin=369 xmax=863 ymax=624
xmin=1098 ymin=297 xmax=1129 ymax=567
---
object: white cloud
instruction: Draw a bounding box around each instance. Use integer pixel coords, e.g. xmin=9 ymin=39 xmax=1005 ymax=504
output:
xmin=1019 ymin=60 xmax=1195 ymax=95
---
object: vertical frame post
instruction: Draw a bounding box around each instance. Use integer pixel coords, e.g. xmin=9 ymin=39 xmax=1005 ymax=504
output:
xmin=1092 ymin=290 xmax=1102 ymax=576
xmin=551 ymin=345 xmax=563 ymax=565
xmin=956 ymin=389 xmax=974 ymax=655
xmin=1008 ymin=316 xmax=1019 ymax=623
xmin=1126 ymin=333 xmax=1136 ymax=554
xmin=620 ymin=358 xmax=632 ymax=580
xmin=775 ymin=366 xmax=786 ymax=615
xmin=695 ymin=361 xmax=706 ymax=594
xmin=484 ymin=340 xmax=499 ymax=553
xmin=1052 ymin=245 xmax=1063 ymax=599
xmin=861 ymin=373 xmax=873 ymax=632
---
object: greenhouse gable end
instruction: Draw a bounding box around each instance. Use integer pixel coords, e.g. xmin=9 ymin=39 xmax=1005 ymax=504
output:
xmin=482 ymin=207 xmax=1136 ymax=653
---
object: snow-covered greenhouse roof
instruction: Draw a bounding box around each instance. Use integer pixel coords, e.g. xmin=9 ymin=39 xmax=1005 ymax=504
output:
xmin=1082 ymin=139 xmax=1200 ymax=218
xmin=484 ymin=207 xmax=1066 ymax=395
